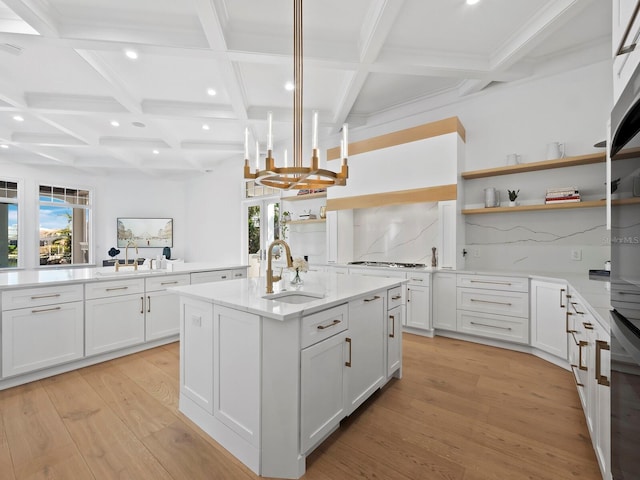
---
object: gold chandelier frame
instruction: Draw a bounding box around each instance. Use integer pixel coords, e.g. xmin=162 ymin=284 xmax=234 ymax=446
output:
xmin=243 ymin=0 xmax=348 ymax=190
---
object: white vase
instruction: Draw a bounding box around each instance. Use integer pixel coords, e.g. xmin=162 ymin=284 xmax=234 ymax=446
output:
xmin=508 ymin=201 xmax=517 ymax=207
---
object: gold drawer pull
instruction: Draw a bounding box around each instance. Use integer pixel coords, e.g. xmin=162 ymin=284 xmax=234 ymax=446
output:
xmin=570 ymin=365 xmax=584 ymax=387
xmin=470 ymin=279 xmax=512 ymax=285
xmin=160 ymin=281 xmax=179 ymax=285
xmin=30 ymin=293 xmax=61 ymax=300
xmin=106 ymin=286 xmax=129 ymax=292
xmin=31 ymin=306 xmax=62 ymax=314
xmin=364 ymin=296 xmax=381 ymax=302
xmin=234 ymin=273 xmax=244 ymax=277
xmin=570 ymin=302 xmax=584 ymax=315
xmin=560 ymin=288 xmax=566 ymax=308
xmin=391 ymin=295 xmax=402 ymax=300
xmin=470 ymin=321 xmax=512 ymax=331
xmin=578 ymin=340 xmax=588 ymax=371
xmin=566 ymin=311 xmax=576 ymax=334
xmin=345 ymin=337 xmax=352 ymax=367
xmin=147 ymin=295 xmax=151 ymax=313
xmin=595 ymin=340 xmax=610 ymax=387
xmin=583 ymin=322 xmax=594 ymax=330
xmin=221 ymin=275 xmax=227 ymax=279
xmin=409 ymin=278 xmax=424 ymax=282
xmin=317 ymin=319 xmax=341 ymax=330
xmin=470 ymin=298 xmax=512 ymax=306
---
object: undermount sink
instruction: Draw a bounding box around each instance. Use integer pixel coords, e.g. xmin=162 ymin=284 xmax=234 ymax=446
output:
xmin=262 ymin=290 xmax=325 ymax=304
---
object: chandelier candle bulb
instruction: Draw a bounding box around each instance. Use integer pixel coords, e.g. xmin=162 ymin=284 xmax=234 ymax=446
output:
xmin=255 ymin=141 xmax=259 ymax=170
xmin=312 ymin=110 xmax=318 ymax=150
xmin=267 ymin=111 xmax=273 ymax=151
xmin=284 ymin=149 xmax=288 ymax=168
xmin=244 ymin=128 xmax=249 ymax=160
xmin=342 ymin=123 xmax=349 ymax=163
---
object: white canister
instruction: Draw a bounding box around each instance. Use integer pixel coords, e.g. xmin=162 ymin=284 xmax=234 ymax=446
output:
xmin=546 ymin=142 xmax=565 ymax=160
xmin=506 ymin=153 xmax=521 ymax=165
xmin=484 ymin=187 xmax=500 ymax=208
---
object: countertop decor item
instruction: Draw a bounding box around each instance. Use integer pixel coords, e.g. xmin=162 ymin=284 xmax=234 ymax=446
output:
xmin=431 ymin=247 xmax=437 ymax=267
xmin=484 ymin=187 xmax=500 ymax=207
xmin=242 ymin=0 xmax=348 ymax=190
xmin=289 ymin=256 xmax=308 ymax=286
xmin=507 ymin=189 xmax=519 ymax=207
xmin=108 ymin=247 xmax=120 ymax=258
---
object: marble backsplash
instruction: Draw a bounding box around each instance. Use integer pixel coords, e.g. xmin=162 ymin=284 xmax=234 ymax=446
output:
xmin=353 ymin=202 xmax=440 ymax=264
xmin=463 ymin=208 xmax=609 ymax=273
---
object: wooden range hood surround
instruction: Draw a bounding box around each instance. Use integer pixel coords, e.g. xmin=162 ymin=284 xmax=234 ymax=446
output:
xmin=325 ymin=117 xmax=465 ymax=211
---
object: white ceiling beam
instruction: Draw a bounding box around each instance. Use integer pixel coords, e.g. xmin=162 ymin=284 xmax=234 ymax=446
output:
xmin=333 ymin=0 xmax=405 ymax=129
xmin=74 ymin=49 xmax=143 ymax=115
xmin=1 ymin=0 xmax=59 ymax=37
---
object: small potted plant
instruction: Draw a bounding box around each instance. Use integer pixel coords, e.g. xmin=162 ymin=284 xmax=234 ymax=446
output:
xmin=507 ymin=189 xmax=519 ymax=207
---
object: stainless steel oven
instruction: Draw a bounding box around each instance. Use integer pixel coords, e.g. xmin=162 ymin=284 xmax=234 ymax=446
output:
xmin=610 ymin=60 xmax=640 ymax=479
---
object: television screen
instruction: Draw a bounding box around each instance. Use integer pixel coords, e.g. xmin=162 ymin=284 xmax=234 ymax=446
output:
xmin=117 ymin=218 xmax=173 ymax=248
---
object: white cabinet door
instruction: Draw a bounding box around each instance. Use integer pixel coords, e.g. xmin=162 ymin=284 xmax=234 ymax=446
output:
xmin=347 ymin=294 xmax=385 ymax=414
xmin=146 ymin=290 xmax=181 ymax=340
xmin=590 ymin=322 xmax=611 ymax=479
xmin=2 ymin=301 xmax=84 ymax=377
xmin=85 ymin=294 xmax=145 ymax=356
xmin=530 ymin=280 xmax=568 ymax=360
xmin=613 ymin=0 xmax=640 ymax=102
xmin=387 ymin=305 xmax=403 ymax=377
xmin=432 ymin=272 xmax=457 ymax=330
xmin=301 ymin=330 xmax=348 ymax=454
xmin=406 ymin=284 xmax=430 ymax=330
xmin=180 ymin=298 xmax=214 ymax=414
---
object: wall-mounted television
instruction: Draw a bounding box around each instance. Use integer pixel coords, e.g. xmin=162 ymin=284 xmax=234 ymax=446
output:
xmin=117 ymin=218 xmax=173 ymax=248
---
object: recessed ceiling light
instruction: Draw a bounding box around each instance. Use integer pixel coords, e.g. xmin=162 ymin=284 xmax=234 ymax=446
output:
xmin=206 ymin=88 xmax=216 ymax=96
xmin=110 ymin=120 xmax=120 ymax=127
xmin=125 ymin=49 xmax=138 ymax=60
xmin=284 ymin=81 xmax=295 ymax=91
xmin=202 ymin=124 xmax=210 ymax=131
xmin=466 ymin=0 xmax=480 ymax=4
xmin=0 ymin=145 xmax=8 ymax=149
xmin=152 ymin=149 xmax=159 ymax=155
xmin=13 ymin=115 xmax=24 ymax=122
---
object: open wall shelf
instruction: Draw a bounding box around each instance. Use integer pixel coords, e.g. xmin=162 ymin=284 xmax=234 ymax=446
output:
xmin=462 ymin=197 xmax=640 ymax=215
xmin=286 ymin=218 xmax=326 ymax=225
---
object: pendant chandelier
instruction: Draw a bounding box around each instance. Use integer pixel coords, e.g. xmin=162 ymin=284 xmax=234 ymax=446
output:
xmin=243 ymin=0 xmax=349 ymax=190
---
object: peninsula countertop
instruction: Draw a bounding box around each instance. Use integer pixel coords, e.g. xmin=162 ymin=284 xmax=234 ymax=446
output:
xmin=170 ymin=272 xmax=406 ymax=321
xmin=0 ymin=263 xmax=248 ymax=289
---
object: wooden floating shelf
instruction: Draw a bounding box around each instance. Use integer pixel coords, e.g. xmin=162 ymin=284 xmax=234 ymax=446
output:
xmin=461 ymin=152 xmax=606 ymax=179
xmin=281 ymin=192 xmax=327 ymax=201
xmin=286 ymin=218 xmax=326 ymax=224
xmin=462 ymin=197 xmax=640 ymax=215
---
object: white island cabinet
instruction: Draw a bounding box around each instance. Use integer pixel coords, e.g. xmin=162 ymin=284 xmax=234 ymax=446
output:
xmin=173 ymin=272 xmax=405 ymax=479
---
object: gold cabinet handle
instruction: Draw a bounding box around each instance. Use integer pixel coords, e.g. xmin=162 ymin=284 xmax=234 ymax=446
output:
xmin=570 ymin=365 xmax=584 ymax=387
xmin=566 ymin=311 xmax=576 ymax=333
xmin=317 ymin=319 xmax=341 ymax=330
xmin=140 ymin=296 xmax=144 ymax=314
xmin=470 ymin=321 xmax=512 ymax=331
xmin=364 ymin=295 xmax=380 ymax=302
xmin=30 ymin=293 xmax=61 ymax=300
xmin=470 ymin=279 xmax=512 ymax=286
xmin=470 ymin=298 xmax=512 ymax=306
xmin=578 ymin=340 xmax=588 ymax=371
xmin=160 ymin=280 xmax=179 ymax=286
xmin=570 ymin=302 xmax=584 ymax=315
xmin=560 ymin=288 xmax=566 ymax=308
xmin=147 ymin=295 xmax=151 ymax=313
xmin=31 ymin=306 xmax=62 ymax=314
xmin=234 ymin=272 xmax=244 ymax=277
xmin=595 ymin=340 xmax=610 ymax=387
xmin=389 ymin=315 xmax=395 ymax=338
xmin=583 ymin=322 xmax=594 ymax=330
xmin=391 ymin=295 xmax=402 ymax=300
xmin=106 ymin=286 xmax=129 ymax=292
xmin=221 ymin=275 xmax=227 ymax=279
xmin=345 ymin=337 xmax=352 ymax=367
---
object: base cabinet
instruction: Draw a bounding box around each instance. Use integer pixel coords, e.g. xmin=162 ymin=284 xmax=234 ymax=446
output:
xmin=85 ymin=294 xmax=145 ymax=356
xmin=387 ymin=305 xmax=403 ymax=376
xmin=301 ymin=330 xmax=348 ymax=454
xmin=530 ymin=280 xmax=568 ymax=360
xmin=145 ymin=274 xmax=191 ymax=341
xmin=2 ymin=301 xmax=84 ymax=377
xmin=433 ymin=272 xmax=457 ymax=330
xmin=405 ymin=273 xmax=430 ymax=331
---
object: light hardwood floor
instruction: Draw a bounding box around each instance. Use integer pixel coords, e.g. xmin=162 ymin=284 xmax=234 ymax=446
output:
xmin=0 ymin=334 xmax=602 ymax=479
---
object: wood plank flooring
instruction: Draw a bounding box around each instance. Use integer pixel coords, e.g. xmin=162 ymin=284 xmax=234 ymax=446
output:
xmin=0 ymin=334 xmax=602 ymax=479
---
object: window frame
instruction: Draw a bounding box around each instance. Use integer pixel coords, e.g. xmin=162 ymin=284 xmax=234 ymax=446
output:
xmin=0 ymin=177 xmax=22 ymax=269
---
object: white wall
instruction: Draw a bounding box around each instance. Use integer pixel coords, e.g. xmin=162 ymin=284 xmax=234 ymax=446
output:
xmin=1 ymin=164 xmax=187 ymax=268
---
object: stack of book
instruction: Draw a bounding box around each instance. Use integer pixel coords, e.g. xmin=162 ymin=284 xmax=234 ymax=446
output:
xmin=545 ymin=187 xmax=581 ymax=204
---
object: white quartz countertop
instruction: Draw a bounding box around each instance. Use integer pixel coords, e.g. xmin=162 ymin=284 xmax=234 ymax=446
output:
xmin=0 ymin=263 xmax=248 ymax=289
xmin=171 ymin=272 xmax=406 ymax=321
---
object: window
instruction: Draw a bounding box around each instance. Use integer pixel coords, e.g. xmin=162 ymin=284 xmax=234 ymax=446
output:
xmin=39 ymin=185 xmax=91 ymax=266
xmin=245 ymin=180 xmax=279 ymax=198
xmin=0 ymin=180 xmax=19 ymax=268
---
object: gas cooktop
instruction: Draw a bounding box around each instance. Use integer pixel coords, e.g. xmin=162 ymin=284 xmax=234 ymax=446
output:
xmin=348 ymin=261 xmax=426 ymax=268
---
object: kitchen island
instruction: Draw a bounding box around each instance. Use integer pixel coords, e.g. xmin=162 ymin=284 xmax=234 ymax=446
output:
xmin=172 ymin=272 xmax=406 ymax=479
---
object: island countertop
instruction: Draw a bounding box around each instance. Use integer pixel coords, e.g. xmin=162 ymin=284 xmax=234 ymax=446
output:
xmin=171 ymin=271 xmax=406 ymax=321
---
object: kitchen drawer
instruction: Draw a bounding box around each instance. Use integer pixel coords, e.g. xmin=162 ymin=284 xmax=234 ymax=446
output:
xmin=191 ymin=269 xmax=246 ymax=284
xmin=387 ymin=286 xmax=404 ymax=310
xmin=457 ymin=310 xmax=529 ymax=344
xmin=301 ymin=304 xmax=349 ymax=349
xmin=350 ymin=267 xmax=406 ymax=279
xmin=406 ymin=272 xmax=430 ymax=286
xmin=2 ymin=284 xmax=84 ymax=311
xmin=457 ymin=274 xmax=528 ymax=292
xmin=145 ymin=274 xmax=191 ymax=292
xmin=85 ymin=278 xmax=145 ymax=300
xmin=457 ymin=287 xmax=528 ymax=318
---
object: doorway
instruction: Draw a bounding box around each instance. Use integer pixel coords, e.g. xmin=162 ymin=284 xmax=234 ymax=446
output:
xmin=243 ymin=198 xmax=280 ymax=278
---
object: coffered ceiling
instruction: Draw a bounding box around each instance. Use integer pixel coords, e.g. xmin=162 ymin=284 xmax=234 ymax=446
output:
xmin=0 ymin=0 xmax=611 ymax=179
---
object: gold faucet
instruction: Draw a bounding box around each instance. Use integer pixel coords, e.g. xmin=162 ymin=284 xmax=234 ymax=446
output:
xmin=266 ymin=239 xmax=293 ymax=294
xmin=115 ymin=241 xmax=138 ymax=271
